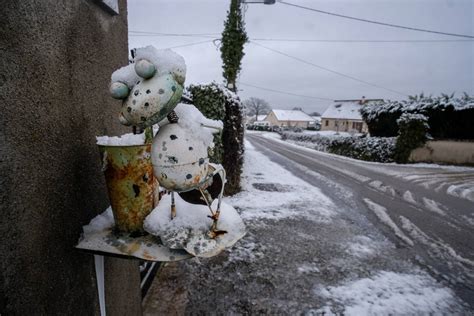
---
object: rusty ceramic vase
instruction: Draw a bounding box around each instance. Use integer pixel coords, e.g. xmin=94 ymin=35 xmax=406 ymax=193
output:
xmin=99 ymin=144 xmax=157 ymax=233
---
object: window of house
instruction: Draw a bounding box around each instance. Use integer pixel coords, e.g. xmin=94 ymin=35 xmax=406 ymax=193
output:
xmin=353 ymin=122 xmax=363 ymax=131
xmin=325 ymin=120 xmax=328 ymax=126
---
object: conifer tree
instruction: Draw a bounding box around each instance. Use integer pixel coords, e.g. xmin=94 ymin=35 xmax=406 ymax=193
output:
xmin=221 ymin=0 xmax=248 ymax=92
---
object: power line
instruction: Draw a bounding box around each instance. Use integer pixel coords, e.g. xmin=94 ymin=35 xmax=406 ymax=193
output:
xmin=129 ymin=30 xmax=219 ymax=37
xmin=279 ymin=1 xmax=474 ymax=39
xmin=251 ymin=38 xmax=473 ymax=43
xmin=163 ymin=40 xmax=216 ymax=50
xmin=239 ymin=82 xmax=334 ymax=100
xmin=129 ymin=31 xmax=473 ymax=43
xmin=250 ymin=41 xmax=408 ymax=97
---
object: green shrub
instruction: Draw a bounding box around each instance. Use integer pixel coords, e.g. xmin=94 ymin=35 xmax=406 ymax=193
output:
xmin=394 ymin=113 xmax=429 ymax=163
xmin=187 ymin=83 xmax=244 ymax=195
xmin=281 ymin=132 xmax=396 ymax=163
xmin=187 ymin=83 xmax=226 ymax=164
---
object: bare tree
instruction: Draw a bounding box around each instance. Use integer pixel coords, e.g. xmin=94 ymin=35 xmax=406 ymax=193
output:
xmin=244 ymin=97 xmax=271 ymax=121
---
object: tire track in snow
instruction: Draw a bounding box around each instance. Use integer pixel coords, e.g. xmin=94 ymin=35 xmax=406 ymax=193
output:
xmin=400 ymin=216 xmax=474 ymax=269
xmin=363 ymin=198 xmax=414 ymax=247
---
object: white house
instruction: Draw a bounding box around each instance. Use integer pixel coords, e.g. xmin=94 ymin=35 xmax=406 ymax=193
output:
xmin=265 ymin=109 xmax=316 ymax=129
xmin=321 ymin=98 xmax=382 ymax=133
xmin=246 ymin=114 xmax=268 ymax=125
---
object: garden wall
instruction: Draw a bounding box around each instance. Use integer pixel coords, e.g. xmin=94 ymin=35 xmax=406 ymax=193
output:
xmin=410 ymin=140 xmax=474 ymax=165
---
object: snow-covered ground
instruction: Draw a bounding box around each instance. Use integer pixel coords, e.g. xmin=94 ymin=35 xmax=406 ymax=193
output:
xmin=226 ymin=141 xmax=335 ymax=223
xmin=143 ymin=138 xmax=468 ymax=315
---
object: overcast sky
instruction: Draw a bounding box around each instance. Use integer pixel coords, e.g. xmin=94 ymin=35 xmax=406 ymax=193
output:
xmin=128 ymin=0 xmax=473 ymax=114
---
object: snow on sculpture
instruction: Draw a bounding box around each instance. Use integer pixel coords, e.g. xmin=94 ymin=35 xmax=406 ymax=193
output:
xmin=110 ymin=46 xmax=186 ymax=128
xmin=92 ymin=45 xmax=246 ymax=258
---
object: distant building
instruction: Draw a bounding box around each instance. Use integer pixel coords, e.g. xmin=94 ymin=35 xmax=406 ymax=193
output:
xmin=246 ymin=114 xmax=269 ymax=125
xmin=265 ymin=109 xmax=315 ymax=128
xmin=321 ymin=98 xmax=382 ymax=133
xmin=309 ymin=115 xmax=322 ymax=130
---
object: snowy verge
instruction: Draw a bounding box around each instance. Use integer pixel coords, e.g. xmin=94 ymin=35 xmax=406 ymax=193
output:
xmin=226 ymin=140 xmax=336 ymax=223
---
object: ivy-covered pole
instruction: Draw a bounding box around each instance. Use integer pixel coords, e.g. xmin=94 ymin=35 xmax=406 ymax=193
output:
xmin=219 ymin=0 xmax=247 ymax=195
xmin=221 ymin=0 xmax=248 ymax=92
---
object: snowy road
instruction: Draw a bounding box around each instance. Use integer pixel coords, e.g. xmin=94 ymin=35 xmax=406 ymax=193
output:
xmin=248 ymin=132 xmax=474 ymax=307
xmin=143 ymin=132 xmax=473 ymax=315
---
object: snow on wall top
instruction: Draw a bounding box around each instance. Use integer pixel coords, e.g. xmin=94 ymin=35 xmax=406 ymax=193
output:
xmin=321 ymin=102 xmax=364 ymax=120
xmin=271 ymin=110 xmax=315 ymax=122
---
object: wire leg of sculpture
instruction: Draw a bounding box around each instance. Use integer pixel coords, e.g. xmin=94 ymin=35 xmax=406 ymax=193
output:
xmin=198 ymin=168 xmax=227 ymax=239
xmin=170 ymin=191 xmax=176 ymax=220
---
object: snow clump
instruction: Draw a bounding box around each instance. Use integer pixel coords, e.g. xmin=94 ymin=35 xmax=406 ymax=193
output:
xmin=96 ymin=133 xmax=145 ymax=146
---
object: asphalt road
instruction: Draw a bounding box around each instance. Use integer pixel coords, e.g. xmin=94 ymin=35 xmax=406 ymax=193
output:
xmin=247 ymin=132 xmax=474 ymax=308
xmin=142 ymin=133 xmax=474 ymax=314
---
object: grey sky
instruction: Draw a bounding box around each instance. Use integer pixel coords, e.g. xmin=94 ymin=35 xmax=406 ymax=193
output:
xmin=128 ymin=0 xmax=473 ymax=114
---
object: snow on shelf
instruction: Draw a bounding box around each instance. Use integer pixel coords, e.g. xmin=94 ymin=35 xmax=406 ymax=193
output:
xmin=96 ymin=133 xmax=145 ymax=146
xmin=76 ymin=207 xmax=192 ymax=262
xmin=144 ymin=193 xmax=246 ymax=258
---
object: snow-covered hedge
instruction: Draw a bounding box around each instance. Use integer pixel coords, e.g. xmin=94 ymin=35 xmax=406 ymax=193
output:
xmin=187 ymin=83 xmax=244 ymax=195
xmin=394 ymin=113 xmax=429 ymax=163
xmin=281 ymin=132 xmax=396 ymax=163
xmin=360 ymin=93 xmax=474 ymax=139
xmin=187 ymin=83 xmax=226 ymax=163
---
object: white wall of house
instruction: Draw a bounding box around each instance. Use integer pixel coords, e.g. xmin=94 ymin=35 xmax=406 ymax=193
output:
xmin=321 ymin=118 xmax=368 ymax=133
xmin=266 ymin=111 xmax=311 ymax=128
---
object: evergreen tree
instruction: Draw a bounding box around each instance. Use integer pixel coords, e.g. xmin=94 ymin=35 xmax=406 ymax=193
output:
xmin=221 ymin=0 xmax=248 ymax=92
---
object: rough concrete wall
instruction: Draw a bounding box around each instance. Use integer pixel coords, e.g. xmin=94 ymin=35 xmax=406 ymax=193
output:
xmin=0 ymin=1 xmax=142 ymax=315
xmin=410 ymin=140 xmax=474 ymax=165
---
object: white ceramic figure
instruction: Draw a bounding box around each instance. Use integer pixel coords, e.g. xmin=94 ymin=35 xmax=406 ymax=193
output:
xmin=151 ymin=123 xmax=210 ymax=192
xmin=109 ymin=46 xmax=186 ymax=128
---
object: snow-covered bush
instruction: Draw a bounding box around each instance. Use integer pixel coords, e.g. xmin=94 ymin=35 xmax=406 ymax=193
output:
xmin=360 ymin=93 xmax=474 ymax=139
xmin=221 ymin=87 xmax=245 ymax=195
xmin=394 ymin=113 xmax=429 ymax=163
xmin=187 ymin=83 xmax=244 ymax=195
xmin=187 ymin=83 xmax=225 ymax=163
xmin=330 ymin=137 xmax=396 ymax=162
xmin=281 ymin=132 xmax=396 ymax=162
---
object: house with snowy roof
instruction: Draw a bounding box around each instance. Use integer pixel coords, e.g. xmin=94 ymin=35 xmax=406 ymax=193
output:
xmin=265 ymin=109 xmax=316 ymax=129
xmin=321 ymin=98 xmax=382 ymax=133
xmin=245 ymin=114 xmax=269 ymax=126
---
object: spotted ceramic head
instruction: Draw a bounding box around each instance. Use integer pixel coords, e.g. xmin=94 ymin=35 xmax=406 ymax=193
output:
xmin=109 ymin=46 xmax=186 ymax=128
xmin=151 ymin=123 xmax=210 ymax=192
